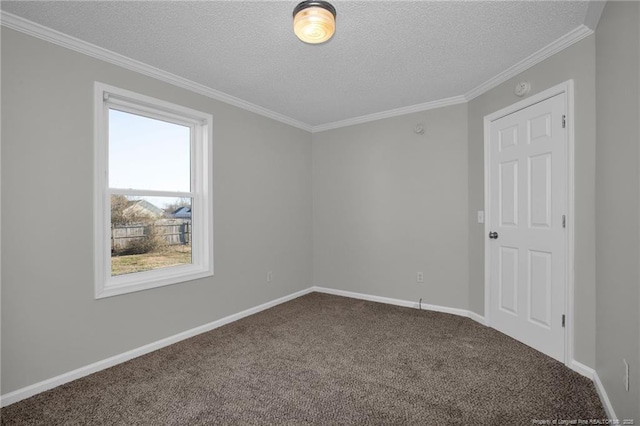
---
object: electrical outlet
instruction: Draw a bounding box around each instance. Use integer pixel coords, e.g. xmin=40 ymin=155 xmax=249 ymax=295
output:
xmin=623 ymin=359 xmax=629 ymax=391
xmin=417 ymin=272 xmax=424 ymax=283
xmin=267 ymin=271 xmax=273 ymax=283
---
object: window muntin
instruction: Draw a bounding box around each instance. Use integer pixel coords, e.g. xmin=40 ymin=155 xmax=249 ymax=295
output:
xmin=94 ymin=83 xmax=213 ymax=299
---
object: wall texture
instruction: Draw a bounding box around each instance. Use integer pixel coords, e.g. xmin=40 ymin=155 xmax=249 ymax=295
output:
xmin=595 ymin=1 xmax=640 ymax=420
xmin=467 ymin=36 xmax=597 ymax=367
xmin=1 ymin=28 xmax=313 ymax=394
xmin=313 ymin=105 xmax=469 ymax=309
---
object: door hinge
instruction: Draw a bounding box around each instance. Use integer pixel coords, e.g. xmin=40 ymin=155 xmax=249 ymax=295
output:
xmin=562 ymin=215 xmax=566 ymax=228
xmin=562 ymin=314 xmax=566 ymax=328
xmin=562 ymin=115 xmax=566 ymax=128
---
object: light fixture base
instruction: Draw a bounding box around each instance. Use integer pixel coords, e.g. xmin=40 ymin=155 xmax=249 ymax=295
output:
xmin=293 ymin=1 xmax=337 ymax=44
xmin=293 ymin=1 xmax=336 ymax=19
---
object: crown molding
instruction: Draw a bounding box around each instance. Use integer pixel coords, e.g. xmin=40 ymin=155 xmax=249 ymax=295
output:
xmin=2 ymin=11 xmax=594 ymax=133
xmin=311 ymin=95 xmax=467 ymax=133
xmin=464 ymin=25 xmax=593 ymax=101
xmin=0 ymin=11 xmax=313 ymax=132
xmin=311 ymin=23 xmax=593 ymax=132
xmin=584 ymin=1 xmax=606 ymax=31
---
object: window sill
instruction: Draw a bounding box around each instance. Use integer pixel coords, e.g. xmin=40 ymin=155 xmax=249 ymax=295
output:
xmin=95 ymin=265 xmax=213 ymax=299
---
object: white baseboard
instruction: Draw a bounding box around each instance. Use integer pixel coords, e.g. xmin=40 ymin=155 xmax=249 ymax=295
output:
xmin=312 ymin=286 xmax=486 ymax=325
xmin=467 ymin=311 xmax=486 ymax=326
xmin=0 ymin=287 xmax=314 ymax=407
xmin=569 ymin=359 xmax=595 ymax=379
xmin=313 ymin=286 xmax=619 ymax=419
xmin=592 ymin=370 xmax=618 ymax=421
xmin=3 ymin=284 xmax=612 ymax=420
xmin=566 ymin=358 xmax=617 ymax=420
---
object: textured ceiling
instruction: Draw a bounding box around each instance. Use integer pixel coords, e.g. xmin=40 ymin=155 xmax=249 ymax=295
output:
xmin=1 ymin=1 xmax=591 ymax=127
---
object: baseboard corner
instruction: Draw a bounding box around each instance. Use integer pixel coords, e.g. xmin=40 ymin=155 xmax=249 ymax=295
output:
xmin=569 ymin=360 xmax=617 ymax=421
xmin=467 ymin=311 xmax=486 ymax=325
xmin=569 ymin=359 xmax=595 ymax=379
xmin=592 ymin=370 xmax=617 ymax=421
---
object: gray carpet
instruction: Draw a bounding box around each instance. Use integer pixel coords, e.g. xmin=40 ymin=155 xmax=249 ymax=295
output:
xmin=1 ymin=292 xmax=605 ymax=425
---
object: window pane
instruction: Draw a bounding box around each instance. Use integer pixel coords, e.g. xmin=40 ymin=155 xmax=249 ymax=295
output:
xmin=109 ymin=109 xmax=191 ymax=192
xmin=110 ymin=195 xmax=192 ymax=276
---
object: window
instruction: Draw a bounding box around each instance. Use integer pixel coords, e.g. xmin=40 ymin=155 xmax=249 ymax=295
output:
xmin=94 ymin=82 xmax=213 ymax=299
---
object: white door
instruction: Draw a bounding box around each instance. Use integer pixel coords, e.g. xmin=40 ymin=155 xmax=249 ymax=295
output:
xmin=487 ymin=93 xmax=567 ymax=362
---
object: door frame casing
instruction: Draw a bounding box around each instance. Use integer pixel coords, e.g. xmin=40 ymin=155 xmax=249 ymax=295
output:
xmin=483 ymin=80 xmax=575 ymax=367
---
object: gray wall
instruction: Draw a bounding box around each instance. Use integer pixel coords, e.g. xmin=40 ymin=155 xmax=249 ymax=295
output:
xmin=4 ymin=7 xmax=640 ymax=419
xmin=595 ymin=1 xmax=640 ymax=420
xmin=1 ymin=28 xmax=313 ymax=394
xmin=467 ymin=36 xmax=597 ymax=367
xmin=312 ymin=105 xmax=469 ymax=309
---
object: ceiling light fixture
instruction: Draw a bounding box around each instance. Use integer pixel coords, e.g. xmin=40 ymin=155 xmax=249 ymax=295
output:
xmin=293 ymin=1 xmax=336 ymax=44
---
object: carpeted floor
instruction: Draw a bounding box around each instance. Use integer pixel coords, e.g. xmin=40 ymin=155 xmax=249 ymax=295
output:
xmin=1 ymin=292 xmax=605 ymax=425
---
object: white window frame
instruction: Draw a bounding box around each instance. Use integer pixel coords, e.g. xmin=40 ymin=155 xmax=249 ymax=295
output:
xmin=94 ymin=82 xmax=213 ymax=299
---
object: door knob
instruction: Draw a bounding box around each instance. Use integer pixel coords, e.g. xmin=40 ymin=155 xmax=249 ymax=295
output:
xmin=489 ymin=231 xmax=499 ymax=239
